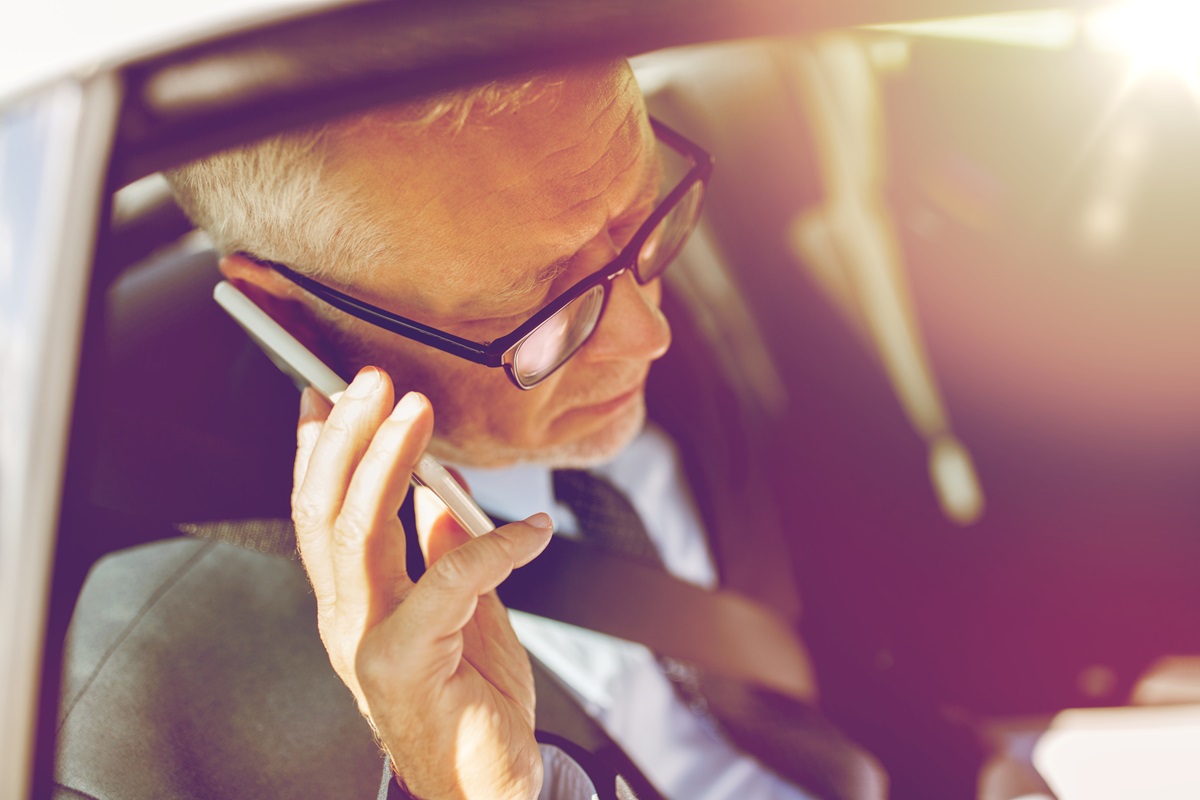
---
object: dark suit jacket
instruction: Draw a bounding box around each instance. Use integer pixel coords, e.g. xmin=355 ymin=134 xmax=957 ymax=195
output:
xmin=54 ymin=251 xmax=820 ymax=799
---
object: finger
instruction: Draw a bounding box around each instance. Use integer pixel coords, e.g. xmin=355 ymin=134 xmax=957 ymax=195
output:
xmin=333 ymin=392 xmax=433 ymax=623
xmin=294 ymin=387 xmax=334 ymax=593
xmin=391 ymin=515 xmax=554 ymax=676
xmin=294 ymin=367 xmax=392 ymax=539
xmin=294 ymin=387 xmax=333 ymax=493
xmin=413 ymin=483 xmax=472 ymax=566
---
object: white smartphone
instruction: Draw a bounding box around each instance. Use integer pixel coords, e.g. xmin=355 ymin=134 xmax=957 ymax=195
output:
xmin=214 ymin=280 xmax=495 ymax=538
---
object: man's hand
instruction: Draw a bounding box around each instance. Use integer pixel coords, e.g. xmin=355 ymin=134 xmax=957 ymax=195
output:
xmin=293 ymin=367 xmax=552 ymax=800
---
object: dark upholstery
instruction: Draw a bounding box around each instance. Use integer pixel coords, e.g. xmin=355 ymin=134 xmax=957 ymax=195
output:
xmin=55 ymin=538 xmax=381 ymax=800
xmin=90 ymin=246 xmax=296 ymax=526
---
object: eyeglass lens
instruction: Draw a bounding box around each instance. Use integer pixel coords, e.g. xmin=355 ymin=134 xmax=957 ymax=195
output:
xmin=511 ymin=283 xmax=607 ymax=386
xmin=636 ymin=180 xmax=704 ymax=282
xmin=511 ymin=179 xmax=705 ymax=387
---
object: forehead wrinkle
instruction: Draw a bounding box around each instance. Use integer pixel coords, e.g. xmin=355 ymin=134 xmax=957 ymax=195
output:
xmin=419 ymin=105 xmax=641 ymax=298
xmin=413 ymin=68 xmax=650 ymax=317
xmin=454 ymin=127 xmax=649 ymax=297
xmin=478 ymin=95 xmax=643 ymax=224
xmin=469 ymin=119 xmax=658 ymax=314
xmin=400 ymin=147 xmax=658 ymax=321
xmin=466 ymin=163 xmax=657 ymax=317
xmin=544 ymin=124 xmax=650 ymax=224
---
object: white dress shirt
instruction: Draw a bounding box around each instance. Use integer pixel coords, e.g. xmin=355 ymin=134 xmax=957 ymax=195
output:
xmin=456 ymin=424 xmax=815 ymax=800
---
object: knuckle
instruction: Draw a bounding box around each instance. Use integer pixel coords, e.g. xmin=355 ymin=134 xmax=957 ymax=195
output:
xmin=355 ymin=634 xmax=419 ymax=712
xmin=313 ymin=588 xmax=337 ymax=611
xmin=355 ymin=640 xmax=395 ymax=693
xmin=296 ymin=419 xmax=320 ymax=452
xmin=320 ymin=412 xmax=357 ymax=445
xmin=331 ymin=515 xmax=368 ymax=551
xmin=428 ymin=535 xmax=508 ymax=590
xmin=370 ymin=417 xmax=422 ymax=469
xmin=358 ymin=430 xmax=405 ymax=472
xmin=291 ymin=494 xmax=324 ymax=532
xmin=430 ymin=545 xmax=475 ymax=586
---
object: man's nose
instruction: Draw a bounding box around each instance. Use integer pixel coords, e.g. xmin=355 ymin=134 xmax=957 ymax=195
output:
xmin=583 ymin=270 xmax=671 ymax=364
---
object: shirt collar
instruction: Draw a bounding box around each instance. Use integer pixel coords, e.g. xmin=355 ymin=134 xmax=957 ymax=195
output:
xmin=452 ymin=460 xmax=581 ymax=536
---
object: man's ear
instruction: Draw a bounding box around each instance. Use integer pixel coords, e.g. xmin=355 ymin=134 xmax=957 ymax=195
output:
xmin=219 ymin=253 xmax=328 ymax=354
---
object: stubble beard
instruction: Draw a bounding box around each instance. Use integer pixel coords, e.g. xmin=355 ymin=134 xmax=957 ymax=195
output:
xmin=427 ymin=396 xmax=647 ymax=470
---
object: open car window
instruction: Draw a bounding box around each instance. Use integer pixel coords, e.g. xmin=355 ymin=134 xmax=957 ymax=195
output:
xmin=8 ymin=2 xmax=1200 ymax=798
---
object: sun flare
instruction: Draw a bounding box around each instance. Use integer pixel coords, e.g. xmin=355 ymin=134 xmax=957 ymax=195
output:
xmin=1086 ymin=0 xmax=1200 ymax=89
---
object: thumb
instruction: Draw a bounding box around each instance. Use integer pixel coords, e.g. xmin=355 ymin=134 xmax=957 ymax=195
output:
xmin=390 ymin=515 xmax=554 ymax=675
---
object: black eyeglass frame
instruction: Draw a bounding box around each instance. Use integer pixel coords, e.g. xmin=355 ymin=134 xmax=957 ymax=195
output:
xmin=255 ymin=117 xmax=713 ymax=389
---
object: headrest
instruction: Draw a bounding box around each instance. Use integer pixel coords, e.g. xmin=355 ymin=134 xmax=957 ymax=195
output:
xmin=89 ymin=240 xmax=295 ymax=526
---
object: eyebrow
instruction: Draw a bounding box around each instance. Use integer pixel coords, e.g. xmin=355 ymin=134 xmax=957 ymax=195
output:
xmin=488 ymin=255 xmax=572 ymax=308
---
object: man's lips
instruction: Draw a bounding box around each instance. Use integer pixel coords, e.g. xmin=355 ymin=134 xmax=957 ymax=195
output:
xmin=578 ymin=383 xmax=644 ymax=415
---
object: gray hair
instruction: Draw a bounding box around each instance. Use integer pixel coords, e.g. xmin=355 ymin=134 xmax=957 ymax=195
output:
xmin=165 ymin=75 xmax=558 ymax=281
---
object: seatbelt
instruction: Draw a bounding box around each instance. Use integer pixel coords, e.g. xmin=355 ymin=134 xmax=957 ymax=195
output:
xmin=498 ymin=534 xmax=815 ymax=702
xmin=538 ymin=470 xmax=882 ymax=800
xmin=529 ymin=656 xmax=662 ymax=800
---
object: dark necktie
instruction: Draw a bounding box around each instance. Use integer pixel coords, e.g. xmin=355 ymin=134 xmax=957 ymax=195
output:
xmin=551 ymin=469 xmax=665 ymax=568
xmin=551 ymin=469 xmax=886 ymax=800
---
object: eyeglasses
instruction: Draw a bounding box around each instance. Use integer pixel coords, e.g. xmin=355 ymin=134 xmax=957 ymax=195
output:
xmin=258 ymin=117 xmax=713 ymax=389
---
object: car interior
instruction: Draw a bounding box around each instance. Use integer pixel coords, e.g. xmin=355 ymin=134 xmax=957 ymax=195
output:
xmin=36 ymin=4 xmax=1200 ymax=798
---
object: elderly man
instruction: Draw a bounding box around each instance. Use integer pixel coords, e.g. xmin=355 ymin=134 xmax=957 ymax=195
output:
xmin=147 ymin=59 xmax=881 ymax=799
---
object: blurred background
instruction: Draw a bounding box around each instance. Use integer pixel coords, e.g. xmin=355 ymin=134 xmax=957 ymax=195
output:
xmin=639 ymin=3 xmax=1200 ymax=796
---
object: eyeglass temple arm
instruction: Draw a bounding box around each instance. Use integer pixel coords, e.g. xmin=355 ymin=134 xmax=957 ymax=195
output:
xmin=256 ymin=256 xmax=506 ymax=366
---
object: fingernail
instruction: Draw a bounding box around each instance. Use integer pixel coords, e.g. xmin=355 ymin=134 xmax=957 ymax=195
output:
xmin=525 ymin=512 xmax=554 ymax=532
xmin=346 ymin=367 xmax=381 ymax=398
xmin=393 ymin=391 xmax=423 ymax=421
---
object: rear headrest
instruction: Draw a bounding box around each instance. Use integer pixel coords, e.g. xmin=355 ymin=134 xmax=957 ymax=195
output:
xmin=89 ymin=240 xmax=295 ymax=525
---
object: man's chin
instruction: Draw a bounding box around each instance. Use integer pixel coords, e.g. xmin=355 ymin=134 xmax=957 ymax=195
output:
xmin=428 ymin=399 xmax=646 ymax=470
xmin=538 ymin=399 xmax=647 ymax=469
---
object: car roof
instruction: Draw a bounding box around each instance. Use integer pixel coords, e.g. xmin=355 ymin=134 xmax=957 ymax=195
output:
xmin=2 ymin=0 xmax=1071 ymax=107
xmin=0 ymin=0 xmax=342 ymax=102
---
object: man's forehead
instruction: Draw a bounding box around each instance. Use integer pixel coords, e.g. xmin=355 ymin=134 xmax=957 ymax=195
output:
xmin=329 ymin=61 xmax=655 ymax=321
xmin=457 ymin=113 xmax=658 ymax=317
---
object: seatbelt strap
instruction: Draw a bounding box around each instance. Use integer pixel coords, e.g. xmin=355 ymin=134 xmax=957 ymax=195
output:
xmin=529 ymin=655 xmax=662 ymax=800
xmin=498 ymin=534 xmax=816 ymax=702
